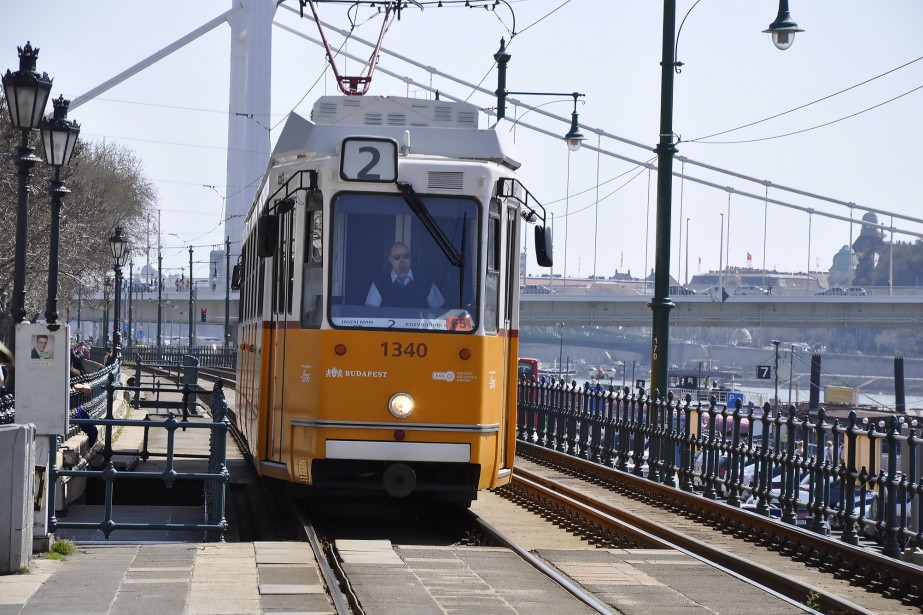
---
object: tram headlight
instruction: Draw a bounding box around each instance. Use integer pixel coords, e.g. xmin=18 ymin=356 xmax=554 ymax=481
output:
xmin=388 ymin=392 xmax=414 ymax=419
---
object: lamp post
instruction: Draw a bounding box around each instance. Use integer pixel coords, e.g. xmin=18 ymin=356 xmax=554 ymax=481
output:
xmin=648 ymin=1 xmax=803 ymax=397
xmin=224 ymin=236 xmax=231 ymax=349
xmin=188 ymin=246 xmax=194 ymax=348
xmin=38 ymin=95 xmax=80 ymax=326
xmin=127 ymin=258 xmax=134 ymax=348
xmin=718 ymin=213 xmax=724 ymax=292
xmin=109 ymin=227 xmax=128 ymax=358
xmin=772 ymin=339 xmax=781 ymax=410
xmin=493 ymin=39 xmax=585 ymax=280
xmin=157 ymin=249 xmax=163 ymax=348
xmin=3 ymin=42 xmax=53 ymax=342
xmin=102 ymin=279 xmax=111 ymax=350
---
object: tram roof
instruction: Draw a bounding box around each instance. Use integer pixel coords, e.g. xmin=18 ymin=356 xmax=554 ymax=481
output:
xmin=271 ymin=96 xmax=521 ymax=170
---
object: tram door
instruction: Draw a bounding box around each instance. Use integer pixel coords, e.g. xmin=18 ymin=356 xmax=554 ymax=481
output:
xmin=499 ymin=205 xmax=520 ymax=469
xmin=265 ymin=208 xmax=296 ymax=463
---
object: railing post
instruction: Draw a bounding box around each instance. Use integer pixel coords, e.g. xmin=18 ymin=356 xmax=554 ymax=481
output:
xmin=516 ymin=377 xmax=527 ymax=442
xmin=602 ymin=386 xmax=616 ymax=467
xmin=726 ymin=400 xmax=743 ymax=507
xmin=566 ymin=381 xmax=579 ymax=456
xmin=755 ymin=403 xmax=773 ymax=516
xmin=631 ymin=391 xmax=646 ymax=477
xmin=133 ymin=357 xmax=142 ymax=408
xmin=810 ymin=408 xmax=831 ymax=535
xmin=183 ymin=355 xmax=199 ymax=410
xmin=140 ymin=413 xmax=152 ymax=461
xmin=615 ymin=387 xmax=631 ymax=472
xmin=588 ymin=383 xmax=603 ymax=463
xmin=839 ymin=411 xmax=860 ymax=545
xmin=781 ymin=406 xmax=799 ymax=525
xmin=662 ymin=391 xmax=677 ymax=488
xmin=536 ymin=378 xmax=549 ymax=447
xmin=679 ymin=394 xmax=695 ymax=492
xmin=103 ymin=372 xmax=116 ymax=465
xmin=703 ymin=396 xmax=719 ymax=500
xmin=47 ymin=434 xmax=58 ymax=533
xmin=882 ymin=416 xmax=902 ymax=558
xmin=648 ymin=390 xmax=663 ymax=484
xmin=553 ymin=379 xmax=566 ymax=453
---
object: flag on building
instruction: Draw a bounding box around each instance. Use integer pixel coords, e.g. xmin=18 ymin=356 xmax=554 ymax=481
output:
xmin=746 ymin=252 xmax=752 ymax=268
xmin=697 ymin=256 xmax=701 ymax=273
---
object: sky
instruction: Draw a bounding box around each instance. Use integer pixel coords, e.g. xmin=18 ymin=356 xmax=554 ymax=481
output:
xmin=2 ymin=0 xmax=923 ymax=284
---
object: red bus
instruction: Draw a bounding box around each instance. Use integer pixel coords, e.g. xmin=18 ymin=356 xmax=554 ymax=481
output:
xmin=518 ymin=357 xmax=539 ymax=381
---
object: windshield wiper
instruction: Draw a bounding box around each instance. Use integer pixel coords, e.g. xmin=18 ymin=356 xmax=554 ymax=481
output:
xmin=396 ymin=181 xmax=463 ymax=268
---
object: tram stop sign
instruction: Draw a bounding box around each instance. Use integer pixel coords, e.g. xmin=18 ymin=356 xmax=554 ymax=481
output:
xmin=756 ymin=365 xmax=772 ymax=379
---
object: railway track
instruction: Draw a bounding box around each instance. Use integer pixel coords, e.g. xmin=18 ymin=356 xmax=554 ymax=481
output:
xmin=288 ymin=493 xmax=614 ymax=614
xmin=139 ymin=366 xmax=920 ymax=613
xmin=508 ymin=441 xmax=922 ymax=614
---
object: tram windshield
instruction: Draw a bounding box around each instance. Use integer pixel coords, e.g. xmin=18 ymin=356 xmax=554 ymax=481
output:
xmin=329 ymin=192 xmax=479 ymax=331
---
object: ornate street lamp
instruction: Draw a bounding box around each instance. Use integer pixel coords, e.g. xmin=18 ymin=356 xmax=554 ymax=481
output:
xmin=39 ymin=95 xmax=80 ymax=325
xmin=493 ymin=39 xmax=586 ymax=151
xmin=764 ymin=0 xmax=804 ymax=51
xmin=3 ymin=42 xmax=53 ymax=342
xmin=648 ymin=2 xmax=803 ymax=398
xmin=563 ymin=95 xmax=586 ymax=152
xmin=109 ymin=227 xmax=128 ymax=358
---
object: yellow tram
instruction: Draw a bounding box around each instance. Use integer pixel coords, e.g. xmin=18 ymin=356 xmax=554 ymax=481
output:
xmin=233 ymin=95 xmax=551 ymax=505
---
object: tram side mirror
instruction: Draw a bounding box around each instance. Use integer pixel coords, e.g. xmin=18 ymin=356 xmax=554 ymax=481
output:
xmin=230 ymin=264 xmax=242 ymax=291
xmin=535 ymin=225 xmax=553 ymax=268
xmin=257 ymin=214 xmax=279 ymax=258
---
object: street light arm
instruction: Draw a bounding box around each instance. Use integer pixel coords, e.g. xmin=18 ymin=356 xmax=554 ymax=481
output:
xmin=673 ymin=0 xmax=703 ymax=74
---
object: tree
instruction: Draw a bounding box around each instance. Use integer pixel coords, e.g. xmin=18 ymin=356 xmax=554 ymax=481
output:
xmin=0 ymin=96 xmax=156 ymax=346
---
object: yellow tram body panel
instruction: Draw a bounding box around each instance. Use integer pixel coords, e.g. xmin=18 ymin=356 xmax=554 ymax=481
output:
xmin=247 ymin=326 xmax=518 ymax=492
xmin=231 ymin=95 xmax=552 ymax=500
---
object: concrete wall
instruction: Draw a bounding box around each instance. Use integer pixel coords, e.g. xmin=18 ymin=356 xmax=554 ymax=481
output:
xmin=0 ymin=424 xmax=34 ymax=573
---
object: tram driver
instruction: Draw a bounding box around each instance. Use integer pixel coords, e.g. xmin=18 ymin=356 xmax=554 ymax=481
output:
xmin=365 ymin=242 xmax=445 ymax=310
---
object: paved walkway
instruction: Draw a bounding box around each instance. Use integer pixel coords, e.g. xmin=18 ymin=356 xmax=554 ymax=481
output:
xmin=0 ymin=542 xmax=333 ymax=615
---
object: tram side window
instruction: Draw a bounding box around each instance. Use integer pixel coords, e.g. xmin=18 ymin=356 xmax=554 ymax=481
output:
xmin=239 ymin=240 xmax=248 ymax=321
xmin=301 ymin=200 xmax=323 ymax=328
xmin=274 ymin=207 xmax=295 ymax=315
xmin=504 ymin=207 xmax=519 ymax=325
xmin=484 ymin=200 xmax=501 ymax=334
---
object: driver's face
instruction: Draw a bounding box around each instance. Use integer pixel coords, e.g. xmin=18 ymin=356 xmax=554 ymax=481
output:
xmin=389 ymin=248 xmax=411 ymax=276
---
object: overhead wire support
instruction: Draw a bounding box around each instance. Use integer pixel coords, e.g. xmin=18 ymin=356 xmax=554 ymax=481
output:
xmin=301 ymin=0 xmax=398 ymax=95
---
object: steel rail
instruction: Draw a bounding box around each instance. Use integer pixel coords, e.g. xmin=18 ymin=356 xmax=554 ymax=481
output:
xmin=301 ymin=517 xmax=358 ymax=615
xmin=517 ymin=441 xmax=922 ymax=607
xmin=469 ymin=512 xmax=615 ymax=614
xmin=511 ymin=468 xmax=863 ymax=615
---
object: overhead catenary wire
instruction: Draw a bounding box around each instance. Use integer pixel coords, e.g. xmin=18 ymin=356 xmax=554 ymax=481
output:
xmin=276 ymin=4 xmax=923 ymax=238
xmin=275 ymin=44 xmax=923 ymax=242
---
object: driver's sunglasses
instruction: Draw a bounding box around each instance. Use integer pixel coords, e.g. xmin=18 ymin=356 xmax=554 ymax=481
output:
xmin=390 ymin=253 xmax=410 ymax=260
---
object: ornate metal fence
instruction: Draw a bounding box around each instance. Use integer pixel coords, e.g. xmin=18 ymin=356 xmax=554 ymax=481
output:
xmin=517 ymin=377 xmax=922 ymax=559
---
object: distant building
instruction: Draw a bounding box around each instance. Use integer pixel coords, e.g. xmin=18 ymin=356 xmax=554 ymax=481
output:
xmin=827 ymin=245 xmax=857 ymax=286
xmin=688 ymin=270 xmax=823 ymax=293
